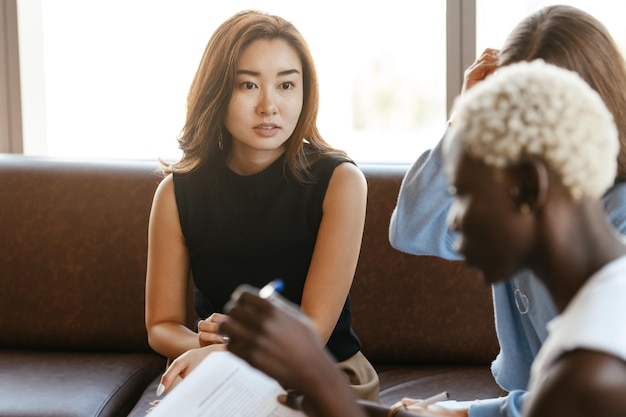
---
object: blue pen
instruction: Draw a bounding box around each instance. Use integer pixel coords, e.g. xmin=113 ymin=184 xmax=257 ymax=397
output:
xmin=259 ymin=279 xmax=284 ymax=299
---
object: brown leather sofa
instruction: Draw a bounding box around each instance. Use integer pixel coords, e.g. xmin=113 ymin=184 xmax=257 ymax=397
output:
xmin=0 ymin=155 xmax=503 ymax=417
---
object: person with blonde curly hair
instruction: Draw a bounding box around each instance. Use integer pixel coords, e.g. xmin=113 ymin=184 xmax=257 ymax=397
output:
xmin=218 ymin=59 xmax=626 ymax=417
xmin=389 ymin=5 xmax=626 ymax=416
xmin=441 ymin=59 xmax=626 ymax=417
xmin=450 ymin=60 xmax=618 ymax=202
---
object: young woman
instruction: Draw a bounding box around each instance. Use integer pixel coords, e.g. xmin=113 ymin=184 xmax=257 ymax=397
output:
xmin=220 ymin=60 xmax=626 ymax=417
xmin=389 ymin=5 xmax=626 ymax=416
xmin=146 ymin=9 xmax=378 ymax=401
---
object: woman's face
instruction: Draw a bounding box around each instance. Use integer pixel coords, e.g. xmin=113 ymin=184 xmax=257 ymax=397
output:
xmin=444 ymin=135 xmax=535 ymax=284
xmin=225 ymin=38 xmax=304 ymax=159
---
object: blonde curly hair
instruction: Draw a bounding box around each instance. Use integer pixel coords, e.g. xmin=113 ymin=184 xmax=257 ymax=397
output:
xmin=446 ymin=59 xmax=619 ymax=200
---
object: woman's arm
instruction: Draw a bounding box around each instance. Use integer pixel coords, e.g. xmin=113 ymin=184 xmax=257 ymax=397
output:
xmin=388 ymin=137 xmax=461 ymax=259
xmin=145 ymin=174 xmax=200 ymax=359
xmin=389 ymin=48 xmax=499 ymax=260
xmin=300 ymin=162 xmax=367 ymax=343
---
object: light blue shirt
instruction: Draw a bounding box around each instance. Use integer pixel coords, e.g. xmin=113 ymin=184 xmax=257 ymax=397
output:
xmin=389 ymin=132 xmax=626 ymax=417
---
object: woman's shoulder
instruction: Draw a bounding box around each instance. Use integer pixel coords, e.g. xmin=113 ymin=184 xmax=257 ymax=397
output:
xmin=328 ymin=160 xmax=366 ymax=187
xmin=155 ymin=173 xmax=175 ymax=196
xmin=150 ymin=174 xmax=178 ymax=219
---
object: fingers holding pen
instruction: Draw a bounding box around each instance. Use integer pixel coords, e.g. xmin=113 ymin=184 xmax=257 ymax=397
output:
xmin=201 ymin=281 xmax=283 ymax=348
xmin=220 ymin=292 xmax=323 ymax=393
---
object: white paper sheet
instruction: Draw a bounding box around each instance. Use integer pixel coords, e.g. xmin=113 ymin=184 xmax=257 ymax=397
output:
xmin=149 ymin=351 xmax=306 ymax=417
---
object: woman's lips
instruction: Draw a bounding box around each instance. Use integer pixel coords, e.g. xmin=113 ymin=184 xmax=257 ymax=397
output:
xmin=254 ymin=124 xmax=280 ymax=137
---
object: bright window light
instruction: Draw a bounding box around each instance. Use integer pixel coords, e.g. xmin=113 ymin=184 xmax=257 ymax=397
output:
xmin=19 ymin=1 xmax=447 ymax=163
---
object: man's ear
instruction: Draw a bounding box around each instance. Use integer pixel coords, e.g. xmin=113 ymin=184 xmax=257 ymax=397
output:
xmin=510 ymin=159 xmax=549 ymax=213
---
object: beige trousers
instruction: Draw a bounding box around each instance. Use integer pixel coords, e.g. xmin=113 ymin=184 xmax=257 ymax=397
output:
xmin=337 ymin=350 xmax=380 ymax=402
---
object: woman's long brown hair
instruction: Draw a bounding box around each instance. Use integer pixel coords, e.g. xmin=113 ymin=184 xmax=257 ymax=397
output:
xmin=498 ymin=5 xmax=626 ymax=179
xmin=161 ymin=10 xmax=348 ymax=182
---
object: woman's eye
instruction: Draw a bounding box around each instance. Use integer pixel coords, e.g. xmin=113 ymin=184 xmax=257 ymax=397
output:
xmin=242 ymin=82 xmax=255 ymax=90
xmin=280 ymin=81 xmax=294 ymax=90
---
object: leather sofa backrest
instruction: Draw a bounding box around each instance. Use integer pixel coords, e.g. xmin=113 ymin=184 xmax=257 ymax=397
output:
xmin=0 ymin=156 xmax=163 ymax=351
xmin=353 ymin=164 xmax=498 ymax=365
xmin=0 ymin=156 xmax=498 ymax=362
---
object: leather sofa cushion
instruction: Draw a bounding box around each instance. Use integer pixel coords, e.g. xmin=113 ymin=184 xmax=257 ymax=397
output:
xmin=376 ymin=364 xmax=505 ymax=406
xmin=0 ymin=350 xmax=165 ymax=417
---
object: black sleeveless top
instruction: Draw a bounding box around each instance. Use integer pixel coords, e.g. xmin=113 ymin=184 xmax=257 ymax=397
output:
xmin=173 ymin=150 xmax=361 ymax=361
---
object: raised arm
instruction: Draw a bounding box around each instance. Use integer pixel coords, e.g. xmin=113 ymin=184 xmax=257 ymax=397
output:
xmin=389 ymin=136 xmax=460 ymax=259
xmin=389 ymin=48 xmax=499 ymax=259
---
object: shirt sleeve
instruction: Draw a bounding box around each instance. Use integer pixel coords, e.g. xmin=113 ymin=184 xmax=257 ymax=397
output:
xmin=468 ymin=390 xmax=526 ymax=417
xmin=388 ymin=130 xmax=462 ymax=260
xmin=603 ymin=180 xmax=626 ymax=234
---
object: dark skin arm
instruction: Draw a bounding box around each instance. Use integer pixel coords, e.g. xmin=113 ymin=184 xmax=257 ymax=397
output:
xmin=221 ymin=291 xmax=368 ymax=417
xmin=524 ymin=349 xmax=626 ymax=417
xmin=220 ymin=291 xmax=432 ymax=417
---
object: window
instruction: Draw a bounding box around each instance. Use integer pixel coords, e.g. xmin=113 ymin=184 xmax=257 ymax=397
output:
xmin=13 ymin=1 xmax=448 ymax=163
xmin=8 ymin=1 xmax=625 ymax=163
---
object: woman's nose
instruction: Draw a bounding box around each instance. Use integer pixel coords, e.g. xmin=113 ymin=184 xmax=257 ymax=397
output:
xmin=256 ymin=91 xmax=277 ymax=115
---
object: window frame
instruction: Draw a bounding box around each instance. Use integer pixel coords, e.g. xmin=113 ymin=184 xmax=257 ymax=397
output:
xmin=0 ymin=0 xmax=23 ymax=153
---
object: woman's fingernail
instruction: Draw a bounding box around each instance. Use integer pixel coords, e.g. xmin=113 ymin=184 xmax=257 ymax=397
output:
xmin=156 ymin=383 xmax=165 ymax=396
xmin=222 ymin=335 xmax=230 ymax=342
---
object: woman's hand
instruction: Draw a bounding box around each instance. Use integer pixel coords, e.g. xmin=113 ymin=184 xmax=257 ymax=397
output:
xmin=449 ymin=48 xmax=499 ymax=124
xmin=462 ymin=48 xmax=499 ymax=94
xmin=198 ymin=312 xmax=229 ymax=346
xmin=157 ymin=344 xmax=226 ymax=396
